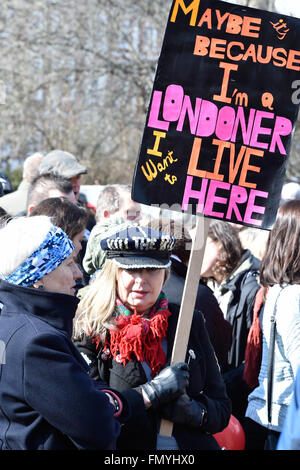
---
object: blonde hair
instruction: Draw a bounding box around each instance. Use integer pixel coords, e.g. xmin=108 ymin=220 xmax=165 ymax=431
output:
xmin=74 ymin=259 xmax=118 ymax=341
xmin=73 ymin=260 xmax=170 ymax=342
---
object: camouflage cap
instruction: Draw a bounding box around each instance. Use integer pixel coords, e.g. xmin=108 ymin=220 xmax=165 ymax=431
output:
xmin=83 ymin=217 xmax=133 ymax=275
xmin=39 ymin=150 xmax=87 ymax=179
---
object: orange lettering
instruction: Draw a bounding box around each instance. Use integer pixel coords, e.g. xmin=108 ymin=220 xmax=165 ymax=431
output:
xmin=239 ymin=148 xmax=264 ymax=189
xmin=210 ymin=38 xmax=226 ymax=59
xmin=213 ymin=62 xmax=238 ymax=104
xmin=226 ymin=14 xmax=243 ymax=35
xmin=197 ymin=8 xmax=212 ymax=28
xmin=187 ymin=137 xmax=225 ymax=181
xmin=242 ymin=44 xmax=257 ymax=62
xmin=193 ymin=35 xmax=210 ymax=57
xmin=227 ymin=41 xmax=244 ymax=61
xmin=272 ymin=48 xmax=287 ymax=67
xmin=286 ymin=49 xmax=300 ymax=71
xmin=215 ymin=10 xmax=230 ymax=30
xmin=187 ymin=138 xmax=206 ymax=178
xmin=257 ymin=45 xmax=273 ymax=64
xmin=228 ymin=145 xmax=246 ymax=184
xmin=241 ymin=16 xmax=261 ymax=38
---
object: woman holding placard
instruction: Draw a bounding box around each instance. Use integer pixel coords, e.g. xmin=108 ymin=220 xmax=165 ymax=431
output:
xmin=74 ymin=224 xmax=231 ymax=450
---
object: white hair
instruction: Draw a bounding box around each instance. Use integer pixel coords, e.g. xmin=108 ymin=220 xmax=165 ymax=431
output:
xmin=23 ymin=152 xmax=44 ymax=182
xmin=0 ymin=215 xmax=53 ymax=277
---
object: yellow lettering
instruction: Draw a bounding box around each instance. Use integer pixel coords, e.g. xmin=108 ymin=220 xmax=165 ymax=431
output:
xmin=170 ymin=0 xmax=201 ymax=26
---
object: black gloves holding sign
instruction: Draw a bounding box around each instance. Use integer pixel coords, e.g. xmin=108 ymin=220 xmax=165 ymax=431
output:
xmin=140 ymin=362 xmax=189 ymax=410
xmin=139 ymin=361 xmax=207 ymax=429
xmin=159 ymin=393 xmax=208 ymax=428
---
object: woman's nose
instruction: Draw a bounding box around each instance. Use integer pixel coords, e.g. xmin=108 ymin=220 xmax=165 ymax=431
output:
xmin=73 ymin=263 xmax=83 ymax=281
xmin=133 ymin=270 xmax=147 ymax=284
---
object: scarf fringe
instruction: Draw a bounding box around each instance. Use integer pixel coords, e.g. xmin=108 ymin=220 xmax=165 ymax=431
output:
xmin=106 ymin=295 xmax=171 ymax=378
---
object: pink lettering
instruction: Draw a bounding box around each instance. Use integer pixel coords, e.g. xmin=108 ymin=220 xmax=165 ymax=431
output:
xmin=181 ymin=175 xmax=208 ymax=213
xmin=244 ymin=189 xmax=268 ymax=225
xmin=196 ymin=100 xmax=218 ymax=137
xmin=215 ymin=106 xmax=236 ymax=141
xmin=225 ymin=185 xmax=248 ymax=221
xmin=269 ymin=116 xmax=293 ymax=155
xmin=203 ymin=180 xmax=230 ymax=218
xmin=163 ymin=84 xmax=184 ymax=122
xmin=250 ymin=111 xmax=273 ymax=150
xmin=177 ymin=96 xmax=202 ymax=133
xmin=147 ymin=91 xmax=169 ymax=131
xmin=231 ymin=107 xmax=255 ymax=145
xmin=147 ymin=85 xmax=292 ymax=155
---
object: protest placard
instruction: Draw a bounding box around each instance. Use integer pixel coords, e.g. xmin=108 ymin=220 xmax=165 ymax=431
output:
xmin=132 ymin=0 xmax=300 ymax=230
xmin=131 ymin=0 xmax=300 ymax=437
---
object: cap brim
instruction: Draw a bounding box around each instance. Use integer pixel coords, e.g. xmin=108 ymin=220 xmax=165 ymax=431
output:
xmin=111 ymin=255 xmax=171 ymax=270
xmin=39 ymin=165 xmax=87 ymax=179
xmin=62 ymin=166 xmax=88 ymax=178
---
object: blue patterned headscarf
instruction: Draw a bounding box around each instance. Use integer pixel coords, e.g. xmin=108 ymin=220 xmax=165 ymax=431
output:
xmin=2 ymin=225 xmax=74 ymax=287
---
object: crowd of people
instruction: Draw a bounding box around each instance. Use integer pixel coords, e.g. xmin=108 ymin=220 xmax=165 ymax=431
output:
xmin=0 ymin=149 xmax=299 ymax=451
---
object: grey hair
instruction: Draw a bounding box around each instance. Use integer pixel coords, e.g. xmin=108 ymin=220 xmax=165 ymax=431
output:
xmin=27 ymin=174 xmax=73 ymax=209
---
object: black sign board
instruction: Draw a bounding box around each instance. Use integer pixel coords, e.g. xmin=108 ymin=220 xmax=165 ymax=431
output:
xmin=132 ymin=0 xmax=300 ymax=229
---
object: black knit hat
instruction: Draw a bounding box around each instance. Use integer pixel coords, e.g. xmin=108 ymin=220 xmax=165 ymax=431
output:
xmin=100 ymin=225 xmax=176 ymax=269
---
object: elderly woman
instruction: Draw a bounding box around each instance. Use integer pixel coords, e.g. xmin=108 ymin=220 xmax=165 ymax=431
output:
xmin=0 ymin=215 xmax=130 ymax=450
xmin=74 ymin=224 xmax=231 ymax=450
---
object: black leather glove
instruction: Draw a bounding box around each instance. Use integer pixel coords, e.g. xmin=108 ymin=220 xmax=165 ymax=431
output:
xmin=159 ymin=393 xmax=207 ymax=428
xmin=140 ymin=362 xmax=189 ymax=410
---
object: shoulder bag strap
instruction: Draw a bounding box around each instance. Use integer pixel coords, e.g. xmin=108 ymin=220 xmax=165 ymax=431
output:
xmin=267 ymin=286 xmax=287 ymax=425
xmin=267 ymin=312 xmax=276 ymax=424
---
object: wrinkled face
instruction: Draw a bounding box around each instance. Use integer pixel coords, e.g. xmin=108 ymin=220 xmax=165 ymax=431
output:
xmin=200 ymin=237 xmax=221 ymax=278
xmin=116 ymin=268 xmax=165 ymax=315
xmin=40 ymin=254 xmax=82 ymax=296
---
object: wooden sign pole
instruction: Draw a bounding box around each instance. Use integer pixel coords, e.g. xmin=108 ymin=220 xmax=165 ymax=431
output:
xmin=159 ymin=215 xmax=211 ymax=437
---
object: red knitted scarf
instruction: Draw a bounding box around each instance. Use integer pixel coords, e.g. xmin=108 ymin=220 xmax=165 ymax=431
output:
xmin=95 ymin=293 xmax=171 ymax=378
xmin=243 ymin=286 xmax=269 ymax=389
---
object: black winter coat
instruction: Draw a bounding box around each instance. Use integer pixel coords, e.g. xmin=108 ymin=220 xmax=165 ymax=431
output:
xmin=222 ymin=252 xmax=260 ymax=371
xmin=164 ymin=258 xmax=232 ymax=371
xmin=0 ymin=280 xmax=129 ymax=450
xmin=75 ymin=303 xmax=231 ymax=450
xmin=209 ymin=250 xmax=260 ymax=422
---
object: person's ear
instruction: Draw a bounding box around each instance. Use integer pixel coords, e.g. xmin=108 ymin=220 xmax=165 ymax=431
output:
xmin=27 ymin=204 xmax=35 ymax=215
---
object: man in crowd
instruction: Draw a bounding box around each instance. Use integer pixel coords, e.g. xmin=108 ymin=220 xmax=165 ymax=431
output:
xmin=26 ymin=174 xmax=76 ymax=215
xmin=39 ymin=149 xmax=87 ymax=201
xmin=82 ymin=184 xmax=141 ymax=279
xmin=0 ymin=153 xmax=44 ymax=216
